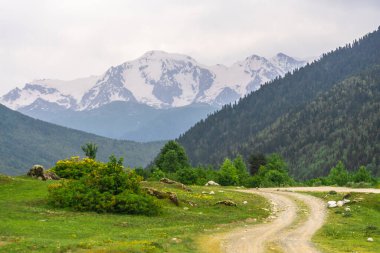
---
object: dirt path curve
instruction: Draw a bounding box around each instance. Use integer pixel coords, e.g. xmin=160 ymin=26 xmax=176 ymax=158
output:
xmin=219 ymin=189 xmax=326 ymax=253
xmin=214 ymin=187 xmax=380 ymax=253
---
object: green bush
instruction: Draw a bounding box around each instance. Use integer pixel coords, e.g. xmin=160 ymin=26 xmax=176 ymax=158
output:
xmin=218 ymin=158 xmax=239 ymax=186
xmin=248 ymin=154 xmax=294 ymax=187
xmin=48 ymin=156 xmax=161 ymax=215
xmin=173 ymin=167 xmax=219 ymax=185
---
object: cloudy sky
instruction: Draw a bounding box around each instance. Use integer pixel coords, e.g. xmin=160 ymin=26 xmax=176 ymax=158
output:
xmin=1 ymin=0 xmax=380 ymax=95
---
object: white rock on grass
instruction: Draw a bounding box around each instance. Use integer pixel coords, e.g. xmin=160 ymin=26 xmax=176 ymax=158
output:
xmin=344 ymin=207 xmax=351 ymax=212
xmin=327 ymin=201 xmax=337 ymax=208
xmin=343 ymin=199 xmax=350 ymax=204
xmin=337 ymin=200 xmax=344 ymax=207
xmin=243 ymin=201 xmax=248 ymax=205
xmin=209 ymin=191 xmax=215 ymax=195
xmin=205 ymin=181 xmax=220 ymax=186
xmin=367 ymin=237 xmax=374 ymax=242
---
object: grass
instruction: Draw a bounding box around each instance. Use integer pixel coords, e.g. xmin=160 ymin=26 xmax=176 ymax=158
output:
xmin=310 ymin=191 xmax=380 ymax=253
xmin=0 ymin=176 xmax=269 ymax=253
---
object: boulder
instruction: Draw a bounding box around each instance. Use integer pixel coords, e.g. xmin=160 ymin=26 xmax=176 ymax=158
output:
xmin=215 ymin=200 xmax=237 ymax=207
xmin=343 ymin=199 xmax=350 ymax=204
xmin=337 ymin=200 xmax=344 ymax=207
xmin=27 ymin=165 xmax=45 ymax=178
xmin=209 ymin=191 xmax=215 ymax=195
xmin=27 ymin=165 xmax=59 ymax=181
xmin=205 ymin=181 xmax=220 ymax=186
xmin=327 ymin=201 xmax=337 ymax=208
xmin=367 ymin=237 xmax=374 ymax=242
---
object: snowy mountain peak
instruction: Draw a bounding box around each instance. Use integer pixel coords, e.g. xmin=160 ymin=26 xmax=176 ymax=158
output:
xmin=1 ymin=51 xmax=306 ymax=111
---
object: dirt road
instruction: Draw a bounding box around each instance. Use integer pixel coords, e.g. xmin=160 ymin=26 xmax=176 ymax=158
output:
xmin=209 ymin=187 xmax=379 ymax=253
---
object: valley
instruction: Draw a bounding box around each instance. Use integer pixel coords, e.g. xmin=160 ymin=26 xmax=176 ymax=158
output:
xmin=0 ymin=2 xmax=379 ymax=252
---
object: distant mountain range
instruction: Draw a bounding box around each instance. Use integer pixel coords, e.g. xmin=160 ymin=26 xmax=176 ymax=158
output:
xmin=0 ymin=104 xmax=164 ymax=175
xmin=178 ymin=27 xmax=380 ymax=179
xmin=0 ymin=51 xmax=305 ymax=141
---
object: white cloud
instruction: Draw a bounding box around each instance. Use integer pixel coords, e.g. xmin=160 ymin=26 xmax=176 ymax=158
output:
xmin=0 ymin=0 xmax=379 ymax=95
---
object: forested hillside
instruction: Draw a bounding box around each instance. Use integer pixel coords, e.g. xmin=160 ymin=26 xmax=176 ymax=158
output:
xmin=178 ymin=27 xmax=380 ymax=178
xmin=244 ymin=67 xmax=380 ymax=178
xmin=0 ymin=104 xmax=164 ymax=175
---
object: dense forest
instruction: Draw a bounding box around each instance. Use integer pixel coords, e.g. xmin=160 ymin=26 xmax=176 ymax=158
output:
xmin=0 ymin=105 xmax=164 ymax=175
xmin=178 ymin=27 xmax=380 ymax=179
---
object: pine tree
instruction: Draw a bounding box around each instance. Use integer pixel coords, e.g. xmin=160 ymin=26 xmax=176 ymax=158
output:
xmin=81 ymin=142 xmax=98 ymax=160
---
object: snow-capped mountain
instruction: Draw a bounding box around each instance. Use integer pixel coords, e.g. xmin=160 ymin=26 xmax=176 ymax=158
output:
xmin=1 ymin=51 xmax=306 ymax=111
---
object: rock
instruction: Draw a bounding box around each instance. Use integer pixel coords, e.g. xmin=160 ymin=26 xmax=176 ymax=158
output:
xmin=143 ymin=187 xmax=179 ymax=205
xmin=344 ymin=207 xmax=351 ymax=212
xmin=27 ymin=165 xmax=59 ymax=181
xmin=205 ymin=180 xmax=220 ymax=186
xmin=183 ymin=207 xmax=189 ymax=210
xmin=367 ymin=237 xmax=374 ymax=242
xmin=327 ymin=201 xmax=337 ymax=208
xmin=160 ymin=178 xmax=192 ymax=192
xmin=168 ymin=192 xmax=179 ymax=206
xmin=209 ymin=191 xmax=215 ymax=195
xmin=243 ymin=201 xmax=248 ymax=205
xmin=343 ymin=199 xmax=350 ymax=204
xmin=215 ymin=200 xmax=237 ymax=206
xmin=337 ymin=200 xmax=344 ymax=207
xmin=27 ymin=165 xmax=45 ymax=178
xmin=44 ymin=171 xmax=60 ymax=180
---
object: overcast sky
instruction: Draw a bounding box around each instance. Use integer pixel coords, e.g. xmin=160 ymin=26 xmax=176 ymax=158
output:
xmin=1 ymin=0 xmax=380 ymax=95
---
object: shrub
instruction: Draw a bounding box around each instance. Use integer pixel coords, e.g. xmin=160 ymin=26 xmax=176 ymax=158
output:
xmin=325 ymin=161 xmax=352 ymax=186
xmin=48 ymin=156 xmax=161 ymax=215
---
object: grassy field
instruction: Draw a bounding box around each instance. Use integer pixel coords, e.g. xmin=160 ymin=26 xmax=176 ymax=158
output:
xmin=311 ymin=191 xmax=380 ymax=253
xmin=0 ymin=175 xmax=269 ymax=253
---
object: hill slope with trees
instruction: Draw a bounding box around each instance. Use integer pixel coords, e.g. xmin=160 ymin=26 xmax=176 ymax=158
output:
xmin=178 ymin=27 xmax=380 ymax=179
xmin=0 ymin=104 xmax=164 ymax=175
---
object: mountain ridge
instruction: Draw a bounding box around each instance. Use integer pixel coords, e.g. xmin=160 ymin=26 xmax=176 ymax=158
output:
xmin=1 ymin=51 xmax=306 ymax=111
xmin=177 ymin=27 xmax=380 ymax=178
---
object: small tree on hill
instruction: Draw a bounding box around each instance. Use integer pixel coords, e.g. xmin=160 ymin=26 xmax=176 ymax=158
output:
xmin=218 ymin=158 xmax=239 ymax=186
xmin=81 ymin=142 xmax=98 ymax=159
xmin=154 ymin=141 xmax=190 ymax=173
xmin=327 ymin=161 xmax=350 ymax=186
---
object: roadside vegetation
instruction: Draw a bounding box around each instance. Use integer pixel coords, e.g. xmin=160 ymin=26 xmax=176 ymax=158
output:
xmin=310 ymin=191 xmax=380 ymax=253
xmin=141 ymin=141 xmax=378 ymax=189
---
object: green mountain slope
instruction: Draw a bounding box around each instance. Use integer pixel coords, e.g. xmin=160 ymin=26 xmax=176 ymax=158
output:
xmin=246 ymin=67 xmax=380 ymax=178
xmin=178 ymin=27 xmax=380 ymax=178
xmin=0 ymin=104 xmax=164 ymax=175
